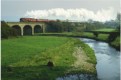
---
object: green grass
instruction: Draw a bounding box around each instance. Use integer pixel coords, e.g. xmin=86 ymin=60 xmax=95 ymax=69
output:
xmin=94 ymin=28 xmax=117 ymax=32
xmin=81 ymin=32 xmax=109 ymax=41
xmin=2 ymin=36 xmax=97 ymax=80
xmin=82 ymin=32 xmax=94 ymax=38
xmin=36 ymin=31 xmax=120 ymax=51
xmin=97 ymin=34 xmax=109 ymax=41
xmin=34 ymin=32 xmax=83 ymax=37
xmin=2 ymin=36 xmax=68 ymax=66
xmin=111 ymin=36 xmax=120 ymax=50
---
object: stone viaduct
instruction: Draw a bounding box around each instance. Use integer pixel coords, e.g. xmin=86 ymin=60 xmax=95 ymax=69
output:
xmin=7 ymin=22 xmax=46 ymax=36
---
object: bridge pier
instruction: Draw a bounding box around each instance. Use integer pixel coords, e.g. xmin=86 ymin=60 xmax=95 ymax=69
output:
xmin=32 ymin=27 xmax=34 ymax=35
xmin=93 ymin=32 xmax=99 ymax=37
xmin=21 ymin=27 xmax=23 ymax=36
xmin=42 ymin=24 xmax=46 ymax=33
xmin=108 ymin=32 xmax=119 ymax=42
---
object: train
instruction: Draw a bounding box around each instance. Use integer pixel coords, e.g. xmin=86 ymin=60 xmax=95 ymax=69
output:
xmin=20 ymin=18 xmax=56 ymax=22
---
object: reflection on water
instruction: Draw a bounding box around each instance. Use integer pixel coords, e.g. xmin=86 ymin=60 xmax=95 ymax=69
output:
xmin=80 ymin=38 xmax=120 ymax=80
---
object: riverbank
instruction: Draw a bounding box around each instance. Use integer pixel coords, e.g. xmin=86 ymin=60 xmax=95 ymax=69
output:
xmin=2 ymin=36 xmax=97 ymax=80
xmin=81 ymin=38 xmax=120 ymax=80
xmin=34 ymin=32 xmax=120 ymax=51
xmin=80 ymin=32 xmax=120 ymax=51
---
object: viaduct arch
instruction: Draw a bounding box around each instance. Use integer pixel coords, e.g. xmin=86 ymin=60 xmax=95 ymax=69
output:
xmin=34 ymin=25 xmax=42 ymax=33
xmin=12 ymin=25 xmax=21 ymax=35
xmin=23 ymin=25 xmax=32 ymax=35
xmin=7 ymin=22 xmax=46 ymax=36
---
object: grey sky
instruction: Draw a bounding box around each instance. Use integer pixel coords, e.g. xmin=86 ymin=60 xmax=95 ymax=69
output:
xmin=1 ymin=0 xmax=120 ymax=21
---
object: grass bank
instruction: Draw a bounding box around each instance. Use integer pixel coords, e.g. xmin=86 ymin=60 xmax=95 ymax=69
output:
xmin=81 ymin=32 xmax=120 ymax=51
xmin=81 ymin=32 xmax=109 ymax=41
xmin=34 ymin=31 xmax=120 ymax=51
xmin=110 ymin=36 xmax=120 ymax=50
xmin=92 ymin=28 xmax=117 ymax=32
xmin=2 ymin=36 xmax=97 ymax=80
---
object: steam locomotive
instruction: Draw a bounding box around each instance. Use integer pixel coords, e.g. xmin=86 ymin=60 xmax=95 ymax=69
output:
xmin=20 ymin=18 xmax=56 ymax=22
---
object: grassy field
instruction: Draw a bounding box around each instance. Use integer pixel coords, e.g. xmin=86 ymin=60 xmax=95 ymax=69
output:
xmin=2 ymin=36 xmax=96 ymax=80
xmin=34 ymin=32 xmax=83 ymax=37
xmin=34 ymin=28 xmax=120 ymax=51
xmin=81 ymin=32 xmax=94 ymax=38
xmin=93 ymin=28 xmax=117 ymax=32
xmin=2 ymin=36 xmax=69 ymax=66
xmin=34 ymin=30 xmax=120 ymax=51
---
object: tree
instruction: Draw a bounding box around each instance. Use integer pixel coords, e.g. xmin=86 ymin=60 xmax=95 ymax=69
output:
xmin=1 ymin=21 xmax=11 ymax=38
xmin=115 ymin=13 xmax=120 ymax=31
xmin=1 ymin=21 xmax=17 ymax=39
xmin=116 ymin=13 xmax=120 ymax=22
xmin=46 ymin=21 xmax=63 ymax=32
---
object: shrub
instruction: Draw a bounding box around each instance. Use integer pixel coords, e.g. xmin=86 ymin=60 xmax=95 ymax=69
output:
xmin=1 ymin=21 xmax=10 ymax=38
xmin=1 ymin=21 xmax=18 ymax=39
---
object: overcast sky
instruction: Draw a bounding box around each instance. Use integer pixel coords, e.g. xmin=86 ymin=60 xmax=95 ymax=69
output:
xmin=1 ymin=0 xmax=120 ymax=22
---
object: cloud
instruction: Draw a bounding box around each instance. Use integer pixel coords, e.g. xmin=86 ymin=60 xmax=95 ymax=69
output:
xmin=24 ymin=7 xmax=116 ymax=22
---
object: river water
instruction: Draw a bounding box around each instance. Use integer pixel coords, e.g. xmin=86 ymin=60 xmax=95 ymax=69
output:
xmin=80 ymin=38 xmax=120 ymax=80
xmin=56 ymin=38 xmax=120 ymax=80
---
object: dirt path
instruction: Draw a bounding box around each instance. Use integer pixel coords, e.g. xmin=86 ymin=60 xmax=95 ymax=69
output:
xmin=71 ymin=47 xmax=95 ymax=73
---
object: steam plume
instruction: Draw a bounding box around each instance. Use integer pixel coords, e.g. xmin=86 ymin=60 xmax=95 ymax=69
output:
xmin=24 ymin=8 xmax=116 ymax=22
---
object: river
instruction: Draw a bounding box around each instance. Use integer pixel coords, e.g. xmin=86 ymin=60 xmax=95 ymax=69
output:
xmin=56 ymin=38 xmax=120 ymax=80
xmin=80 ymin=38 xmax=120 ymax=80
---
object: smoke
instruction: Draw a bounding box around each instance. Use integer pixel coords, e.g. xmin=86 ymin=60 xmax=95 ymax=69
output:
xmin=24 ymin=8 xmax=116 ymax=22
